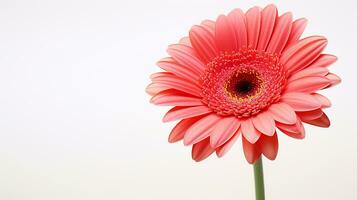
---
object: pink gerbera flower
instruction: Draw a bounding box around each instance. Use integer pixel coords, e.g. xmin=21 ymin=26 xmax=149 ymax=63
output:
xmin=146 ymin=4 xmax=340 ymax=164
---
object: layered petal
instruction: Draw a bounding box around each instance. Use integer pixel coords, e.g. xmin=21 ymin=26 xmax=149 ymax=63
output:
xmin=266 ymin=12 xmax=292 ymax=54
xmin=259 ymin=133 xmax=279 ymax=160
xmin=281 ymin=36 xmax=327 ymax=75
xmin=151 ymin=73 xmax=202 ymax=97
xmin=257 ymin=4 xmax=277 ymax=51
xmin=325 ymin=73 xmax=341 ymax=88
xmin=192 ymin=138 xmax=215 ymax=162
xmin=167 ymin=44 xmax=206 ymax=75
xmin=285 ymin=18 xmax=308 ymax=47
xmin=151 ymin=90 xmax=203 ymax=107
xmin=288 ymin=67 xmax=329 ymax=82
xmin=297 ymin=109 xmax=324 ymax=121
xmin=277 ymin=117 xmax=305 ymax=139
xmin=281 ymin=92 xmax=321 ymax=111
xmin=216 ymin=131 xmax=241 ymax=157
xmin=268 ymin=102 xmax=297 ymax=124
xmin=157 ymin=57 xmax=200 ymax=82
xmin=189 ymin=25 xmax=218 ymax=63
xmin=184 ymin=114 xmax=221 ymax=145
xmin=241 ymin=118 xmax=261 ymax=144
xmin=252 ymin=111 xmax=276 ymax=136
xmin=308 ymin=54 xmax=337 ymax=68
xmin=215 ymin=15 xmax=237 ymax=52
xmin=210 ymin=116 xmax=240 ymax=148
xmin=242 ymin=136 xmax=261 ymax=164
xmin=227 ymin=8 xmax=247 ymax=49
xmin=168 ymin=117 xmax=201 ymax=143
xmin=163 ymin=106 xmax=212 ymax=122
xmin=245 ymin=6 xmax=261 ymax=49
xmin=284 ymin=76 xmax=331 ymax=93
xmin=312 ymin=93 xmax=331 ymax=108
xmin=302 ymin=112 xmax=330 ymax=127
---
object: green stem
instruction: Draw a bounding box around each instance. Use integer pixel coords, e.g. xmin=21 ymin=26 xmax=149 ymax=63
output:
xmin=253 ymin=156 xmax=265 ymax=200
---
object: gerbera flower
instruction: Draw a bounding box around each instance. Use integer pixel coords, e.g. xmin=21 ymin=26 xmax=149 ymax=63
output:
xmin=146 ymin=4 xmax=340 ymax=164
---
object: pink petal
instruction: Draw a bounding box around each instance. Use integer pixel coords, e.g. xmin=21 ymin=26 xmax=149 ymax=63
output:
xmin=308 ymin=54 xmax=337 ymax=68
xmin=252 ymin=111 xmax=276 ymax=136
xmin=285 ymin=18 xmax=308 ymax=47
xmin=241 ymin=118 xmax=261 ymax=144
xmin=281 ymin=36 xmax=327 ymax=75
xmin=312 ymin=93 xmax=331 ymax=108
xmin=281 ymin=92 xmax=321 ymax=112
xmin=201 ymin=20 xmax=215 ymax=35
xmin=192 ymin=138 xmax=215 ymax=162
xmin=288 ymin=67 xmax=329 ymax=82
xmin=245 ymin=6 xmax=261 ymax=49
xmin=151 ymin=73 xmax=202 ymax=97
xmin=325 ymin=73 xmax=341 ymax=88
xmin=157 ymin=57 xmax=200 ymax=82
xmin=184 ymin=114 xmax=221 ymax=145
xmin=242 ymin=136 xmax=261 ymax=164
xmin=302 ymin=112 xmax=330 ymax=128
xmin=189 ymin=25 xmax=218 ymax=63
xmin=215 ymin=15 xmax=237 ymax=52
xmin=179 ymin=37 xmax=192 ymax=46
xmin=163 ymin=106 xmax=212 ymax=122
xmin=276 ymin=117 xmax=305 ymax=139
xmin=268 ymin=102 xmax=297 ymax=124
xmin=210 ymin=116 xmax=240 ymax=148
xmin=168 ymin=117 xmax=201 ymax=143
xmin=257 ymin=4 xmax=277 ymax=51
xmin=284 ymin=76 xmax=331 ymax=93
xmin=227 ymin=8 xmax=247 ymax=49
xmin=297 ymin=109 xmax=323 ymax=121
xmin=167 ymin=44 xmax=205 ymax=75
xmin=259 ymin=133 xmax=279 ymax=160
xmin=151 ymin=90 xmax=203 ymax=107
xmin=145 ymin=82 xmax=170 ymax=96
xmin=216 ymin=131 xmax=241 ymax=157
xmin=266 ymin=12 xmax=293 ymax=54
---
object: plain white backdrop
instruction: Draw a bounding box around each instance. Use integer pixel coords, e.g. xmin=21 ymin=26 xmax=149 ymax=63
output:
xmin=0 ymin=0 xmax=355 ymax=199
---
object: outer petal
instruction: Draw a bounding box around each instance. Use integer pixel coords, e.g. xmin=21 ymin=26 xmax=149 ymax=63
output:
xmin=201 ymin=20 xmax=215 ymax=34
xmin=242 ymin=136 xmax=261 ymax=164
xmin=302 ymin=112 xmax=330 ymax=128
xmin=192 ymin=138 xmax=215 ymax=162
xmin=168 ymin=117 xmax=201 ymax=143
xmin=277 ymin=117 xmax=305 ymax=139
xmin=167 ymin=44 xmax=206 ymax=75
xmin=297 ymin=109 xmax=324 ymax=121
xmin=163 ymin=106 xmax=212 ymax=122
xmin=227 ymin=8 xmax=247 ymax=49
xmin=281 ymin=36 xmax=327 ymax=75
xmin=308 ymin=54 xmax=337 ymax=68
xmin=245 ymin=6 xmax=261 ymax=49
xmin=259 ymin=133 xmax=279 ymax=160
xmin=252 ymin=111 xmax=276 ymax=136
xmin=285 ymin=18 xmax=308 ymax=47
xmin=179 ymin=37 xmax=191 ymax=46
xmin=268 ymin=102 xmax=297 ymax=124
xmin=287 ymin=67 xmax=329 ymax=82
xmin=210 ymin=117 xmax=240 ymax=148
xmin=151 ymin=90 xmax=203 ymax=107
xmin=284 ymin=76 xmax=331 ymax=93
xmin=216 ymin=131 xmax=241 ymax=157
xmin=325 ymin=73 xmax=341 ymax=88
xmin=257 ymin=4 xmax=277 ymax=51
xmin=184 ymin=114 xmax=221 ymax=145
xmin=266 ymin=12 xmax=293 ymax=54
xmin=145 ymin=82 xmax=170 ymax=96
xmin=281 ymin=92 xmax=321 ymax=111
xmin=215 ymin=15 xmax=237 ymax=52
xmin=151 ymin=73 xmax=201 ymax=97
xmin=189 ymin=25 xmax=218 ymax=63
xmin=312 ymin=93 xmax=331 ymax=108
xmin=157 ymin=57 xmax=200 ymax=82
xmin=241 ymin=118 xmax=261 ymax=144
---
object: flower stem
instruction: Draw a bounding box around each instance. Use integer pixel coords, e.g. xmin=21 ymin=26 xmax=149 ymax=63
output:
xmin=253 ymin=156 xmax=265 ymax=200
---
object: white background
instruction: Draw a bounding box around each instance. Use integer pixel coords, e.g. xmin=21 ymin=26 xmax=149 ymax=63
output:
xmin=0 ymin=0 xmax=355 ymax=199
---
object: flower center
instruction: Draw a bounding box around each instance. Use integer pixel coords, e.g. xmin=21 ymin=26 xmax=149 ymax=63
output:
xmin=201 ymin=48 xmax=286 ymax=118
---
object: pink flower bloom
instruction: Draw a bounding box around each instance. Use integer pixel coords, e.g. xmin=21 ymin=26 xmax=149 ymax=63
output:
xmin=147 ymin=4 xmax=340 ymax=164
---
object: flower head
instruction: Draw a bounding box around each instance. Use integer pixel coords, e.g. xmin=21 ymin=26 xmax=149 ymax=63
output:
xmin=147 ymin=4 xmax=340 ymax=164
